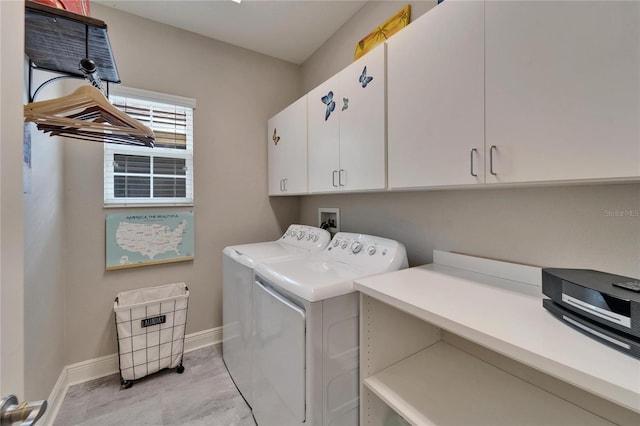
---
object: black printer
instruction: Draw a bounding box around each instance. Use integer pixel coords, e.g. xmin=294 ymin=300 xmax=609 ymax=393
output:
xmin=542 ymin=268 xmax=640 ymax=359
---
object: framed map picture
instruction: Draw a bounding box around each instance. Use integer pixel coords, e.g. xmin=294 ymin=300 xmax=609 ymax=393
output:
xmin=106 ymin=210 xmax=195 ymax=270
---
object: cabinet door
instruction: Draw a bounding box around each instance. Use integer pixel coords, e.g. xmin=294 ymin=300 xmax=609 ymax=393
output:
xmin=339 ymin=43 xmax=387 ymax=191
xmin=486 ymin=1 xmax=640 ymax=183
xmin=387 ymin=0 xmax=485 ymax=189
xmin=308 ymin=75 xmax=341 ymax=193
xmin=268 ymin=96 xmax=308 ymax=195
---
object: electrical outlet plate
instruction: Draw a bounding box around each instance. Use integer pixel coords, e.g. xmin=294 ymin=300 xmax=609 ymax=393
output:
xmin=318 ymin=208 xmax=340 ymax=234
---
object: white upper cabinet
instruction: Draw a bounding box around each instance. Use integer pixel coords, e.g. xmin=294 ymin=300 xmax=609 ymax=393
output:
xmin=485 ymin=0 xmax=640 ymax=183
xmin=308 ymin=74 xmax=341 ymax=192
xmin=269 ymin=0 xmax=640 ymax=196
xmin=339 ymin=43 xmax=387 ymax=192
xmin=387 ymin=0 xmax=485 ymax=189
xmin=268 ymin=95 xmax=308 ymax=195
xmin=308 ymin=43 xmax=386 ymax=193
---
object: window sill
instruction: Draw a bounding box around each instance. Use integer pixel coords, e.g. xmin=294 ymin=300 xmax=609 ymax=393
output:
xmin=104 ymin=203 xmax=194 ymax=209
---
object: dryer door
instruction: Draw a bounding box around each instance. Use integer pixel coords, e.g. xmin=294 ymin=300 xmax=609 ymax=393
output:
xmin=253 ymin=280 xmax=306 ymax=424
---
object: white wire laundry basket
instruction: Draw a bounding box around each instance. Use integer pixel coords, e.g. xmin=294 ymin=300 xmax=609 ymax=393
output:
xmin=114 ymin=282 xmax=189 ymax=388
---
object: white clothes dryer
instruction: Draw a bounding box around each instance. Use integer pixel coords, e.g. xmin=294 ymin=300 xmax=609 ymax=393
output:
xmin=252 ymin=232 xmax=408 ymax=426
xmin=222 ymin=224 xmax=330 ymax=407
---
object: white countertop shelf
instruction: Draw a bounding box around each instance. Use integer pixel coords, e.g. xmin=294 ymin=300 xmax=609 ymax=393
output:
xmin=354 ymin=252 xmax=640 ymax=413
xmin=364 ymin=341 xmax=614 ymax=426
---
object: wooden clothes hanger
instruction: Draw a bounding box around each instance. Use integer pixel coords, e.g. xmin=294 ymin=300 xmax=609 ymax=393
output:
xmin=24 ymin=85 xmax=156 ymax=147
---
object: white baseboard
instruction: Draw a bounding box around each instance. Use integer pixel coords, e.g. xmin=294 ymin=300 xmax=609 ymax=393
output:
xmin=42 ymin=327 xmax=221 ymax=426
xmin=183 ymin=327 xmax=222 ymax=353
xmin=39 ymin=364 xmax=68 ymax=426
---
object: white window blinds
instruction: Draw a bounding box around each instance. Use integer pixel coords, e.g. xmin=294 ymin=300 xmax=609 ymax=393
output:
xmin=104 ymin=87 xmax=195 ymax=206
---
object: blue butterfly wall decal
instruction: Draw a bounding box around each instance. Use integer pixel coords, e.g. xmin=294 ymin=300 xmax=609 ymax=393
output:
xmin=359 ymin=66 xmax=373 ymax=88
xmin=321 ymin=91 xmax=335 ymax=121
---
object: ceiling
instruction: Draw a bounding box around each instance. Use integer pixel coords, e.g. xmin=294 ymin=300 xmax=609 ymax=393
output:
xmin=94 ymin=0 xmax=368 ymax=64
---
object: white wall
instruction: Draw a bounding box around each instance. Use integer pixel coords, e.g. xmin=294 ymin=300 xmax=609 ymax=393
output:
xmin=22 ymin=69 xmax=66 ymax=401
xmin=301 ymin=185 xmax=640 ymax=277
xmin=62 ymin=4 xmax=301 ymax=364
xmin=0 ymin=0 xmax=66 ymax=404
xmin=0 ymin=0 xmax=25 ymax=399
xmin=300 ymin=1 xmax=640 ymax=278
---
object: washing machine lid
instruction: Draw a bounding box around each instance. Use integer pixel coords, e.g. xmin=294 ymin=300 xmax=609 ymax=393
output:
xmin=254 ymin=232 xmax=409 ymax=302
xmin=255 ymin=258 xmax=367 ymax=302
xmin=223 ymin=225 xmax=331 ymax=269
xmin=223 ymin=242 xmax=308 ymax=269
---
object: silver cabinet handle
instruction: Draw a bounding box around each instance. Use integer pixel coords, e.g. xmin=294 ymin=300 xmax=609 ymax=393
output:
xmin=470 ymin=148 xmax=478 ymax=177
xmin=332 ymin=170 xmax=338 ymax=187
xmin=283 ymin=178 xmax=287 ymax=192
xmin=279 ymin=179 xmax=284 ymax=192
xmin=489 ymin=145 xmax=497 ymax=176
xmin=339 ymin=169 xmax=345 ymax=186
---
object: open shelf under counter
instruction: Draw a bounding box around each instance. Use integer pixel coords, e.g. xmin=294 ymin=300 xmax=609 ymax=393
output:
xmin=364 ymin=341 xmax=613 ymax=426
xmin=355 ymin=251 xmax=640 ymax=425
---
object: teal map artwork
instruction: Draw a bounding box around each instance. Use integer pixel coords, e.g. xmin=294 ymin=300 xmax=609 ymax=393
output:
xmin=106 ymin=211 xmax=195 ymax=270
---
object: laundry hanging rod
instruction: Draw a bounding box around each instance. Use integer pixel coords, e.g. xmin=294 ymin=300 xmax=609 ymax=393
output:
xmin=28 ymin=57 xmax=108 ymax=104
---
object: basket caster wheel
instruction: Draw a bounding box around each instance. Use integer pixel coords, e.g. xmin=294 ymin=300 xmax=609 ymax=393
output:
xmin=176 ymin=365 xmax=185 ymax=374
xmin=121 ymin=380 xmax=133 ymax=389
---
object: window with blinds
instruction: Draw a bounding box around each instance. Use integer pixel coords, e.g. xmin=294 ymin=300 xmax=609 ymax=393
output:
xmin=104 ymin=87 xmax=195 ymax=206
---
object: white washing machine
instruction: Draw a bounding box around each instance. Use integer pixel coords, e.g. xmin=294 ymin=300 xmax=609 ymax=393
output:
xmin=252 ymin=232 xmax=408 ymax=426
xmin=222 ymin=224 xmax=331 ymax=407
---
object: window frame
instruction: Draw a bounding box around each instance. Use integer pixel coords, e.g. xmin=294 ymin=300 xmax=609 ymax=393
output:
xmin=104 ymin=86 xmax=196 ymax=207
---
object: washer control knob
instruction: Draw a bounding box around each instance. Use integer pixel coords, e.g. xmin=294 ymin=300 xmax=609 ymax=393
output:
xmin=367 ymin=245 xmax=377 ymax=256
xmin=313 ymin=235 xmax=319 ymax=242
xmin=351 ymin=241 xmax=362 ymax=254
xmin=307 ymin=233 xmax=313 ymax=241
xmin=332 ymin=239 xmax=340 ymax=247
xmin=341 ymin=240 xmax=348 ymax=249
xmin=297 ymin=230 xmax=305 ymax=240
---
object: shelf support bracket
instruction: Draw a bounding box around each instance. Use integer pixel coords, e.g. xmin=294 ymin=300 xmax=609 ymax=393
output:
xmin=28 ymin=60 xmax=110 ymax=103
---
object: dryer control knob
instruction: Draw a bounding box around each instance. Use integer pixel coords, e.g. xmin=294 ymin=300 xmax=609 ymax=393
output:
xmin=332 ymin=239 xmax=340 ymax=247
xmin=297 ymin=230 xmax=305 ymax=240
xmin=351 ymin=241 xmax=362 ymax=254
xmin=367 ymin=246 xmax=377 ymax=256
xmin=341 ymin=240 xmax=348 ymax=249
xmin=307 ymin=234 xmax=313 ymax=241
xmin=313 ymin=235 xmax=319 ymax=242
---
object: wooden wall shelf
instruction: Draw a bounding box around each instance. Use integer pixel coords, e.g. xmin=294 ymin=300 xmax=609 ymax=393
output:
xmin=25 ymin=1 xmax=120 ymax=85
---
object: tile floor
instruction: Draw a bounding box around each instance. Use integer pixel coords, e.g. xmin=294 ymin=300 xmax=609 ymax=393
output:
xmin=53 ymin=344 xmax=255 ymax=426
